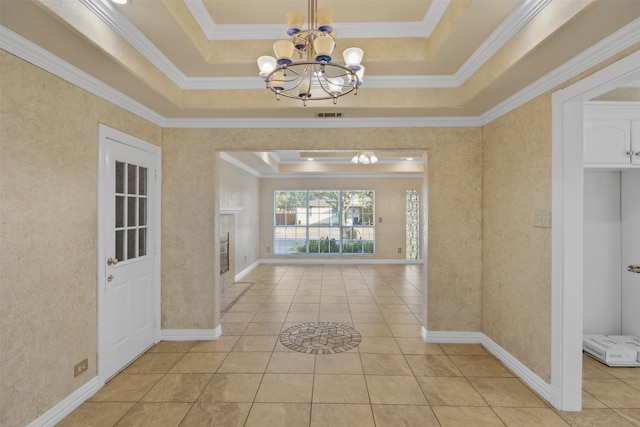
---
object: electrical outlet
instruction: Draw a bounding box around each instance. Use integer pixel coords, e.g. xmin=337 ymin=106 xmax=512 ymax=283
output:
xmin=398 ymin=248 xmax=402 ymax=253
xmin=266 ymin=246 xmax=270 ymax=253
xmin=533 ymin=210 xmax=552 ymax=228
xmin=74 ymin=358 xmax=88 ymax=377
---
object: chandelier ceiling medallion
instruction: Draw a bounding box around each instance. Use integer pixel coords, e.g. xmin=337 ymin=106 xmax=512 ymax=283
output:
xmin=257 ymin=0 xmax=364 ymax=106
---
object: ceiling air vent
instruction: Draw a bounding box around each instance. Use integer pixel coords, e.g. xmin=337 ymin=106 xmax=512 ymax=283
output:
xmin=316 ymin=112 xmax=344 ymax=118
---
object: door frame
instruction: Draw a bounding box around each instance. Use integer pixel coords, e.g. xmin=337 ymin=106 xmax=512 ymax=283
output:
xmin=550 ymin=51 xmax=640 ymax=411
xmin=97 ymin=124 xmax=162 ymax=384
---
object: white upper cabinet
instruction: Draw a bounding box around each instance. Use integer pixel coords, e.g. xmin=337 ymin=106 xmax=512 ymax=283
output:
xmin=584 ymin=102 xmax=640 ymax=167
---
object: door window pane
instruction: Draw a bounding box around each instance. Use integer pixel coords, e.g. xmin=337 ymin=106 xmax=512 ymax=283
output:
xmin=127 ymin=164 xmax=137 ymax=195
xmin=116 ymin=196 xmax=125 ymax=228
xmin=116 ymin=162 xmax=125 ymax=194
xmin=139 ymin=198 xmax=147 ymax=226
xmin=139 ymin=228 xmax=147 ymax=257
xmin=127 ymin=229 xmax=136 ymax=260
xmin=116 ymin=230 xmax=125 ymax=262
xmin=139 ymin=167 xmax=148 ymax=196
xmin=127 ymin=197 xmax=137 ymax=227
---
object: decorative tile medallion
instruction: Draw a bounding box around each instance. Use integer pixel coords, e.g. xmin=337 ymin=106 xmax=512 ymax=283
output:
xmin=279 ymin=322 xmax=362 ymax=354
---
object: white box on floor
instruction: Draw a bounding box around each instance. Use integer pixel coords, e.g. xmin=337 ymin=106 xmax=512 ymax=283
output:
xmin=608 ymin=335 xmax=640 ymax=362
xmin=583 ymin=334 xmax=639 ymax=366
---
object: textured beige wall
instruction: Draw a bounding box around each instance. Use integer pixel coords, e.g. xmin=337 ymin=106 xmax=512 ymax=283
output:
xmin=0 ymin=52 xmax=161 ymax=427
xmin=482 ymin=95 xmax=553 ymax=382
xmin=161 ymin=131 xmax=219 ymax=330
xmin=168 ymin=127 xmax=483 ymax=333
xmin=219 ymin=159 xmax=260 ymax=275
xmin=259 ymin=177 xmax=422 ymax=260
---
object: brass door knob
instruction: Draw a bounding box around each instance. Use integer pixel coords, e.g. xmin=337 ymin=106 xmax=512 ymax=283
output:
xmin=627 ymin=265 xmax=640 ymax=274
xmin=107 ymin=274 xmax=114 ymax=282
xmin=107 ymin=257 xmax=119 ymax=266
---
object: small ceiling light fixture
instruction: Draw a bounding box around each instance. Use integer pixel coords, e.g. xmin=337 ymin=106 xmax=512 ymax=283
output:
xmin=257 ymin=0 xmax=364 ymax=106
xmin=351 ymin=152 xmax=378 ymax=165
xmin=110 ymin=0 xmax=129 ymax=4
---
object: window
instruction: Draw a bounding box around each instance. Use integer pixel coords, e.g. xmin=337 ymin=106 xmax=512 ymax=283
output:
xmin=274 ymin=190 xmax=375 ymax=254
xmin=406 ymin=189 xmax=420 ymax=260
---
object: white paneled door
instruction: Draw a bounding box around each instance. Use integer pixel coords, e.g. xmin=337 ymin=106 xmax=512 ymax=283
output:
xmin=98 ymin=126 xmax=160 ymax=381
xmin=621 ymin=169 xmax=640 ymax=336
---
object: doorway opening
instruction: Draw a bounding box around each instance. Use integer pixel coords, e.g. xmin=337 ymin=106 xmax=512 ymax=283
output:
xmin=551 ymin=52 xmax=640 ymax=411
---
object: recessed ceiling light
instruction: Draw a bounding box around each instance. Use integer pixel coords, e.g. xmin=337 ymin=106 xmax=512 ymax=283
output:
xmin=406 ymin=157 xmax=414 ymax=161
xmin=307 ymin=158 xmax=314 ymax=161
xmin=110 ymin=0 xmax=129 ymax=5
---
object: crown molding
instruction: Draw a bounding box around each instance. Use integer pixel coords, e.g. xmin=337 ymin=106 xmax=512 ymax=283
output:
xmin=219 ymin=152 xmax=262 ymax=177
xmin=163 ymin=116 xmax=484 ymax=129
xmin=185 ymin=0 xmax=449 ymax=40
xmin=455 ymin=0 xmax=552 ymax=83
xmin=181 ymin=75 xmax=460 ymax=91
xmin=80 ymin=0 xmax=187 ymax=85
xmin=79 ymin=0 xmax=546 ymax=91
xmin=479 ymin=18 xmax=640 ymax=126
xmin=261 ymin=172 xmax=424 ymax=179
xmin=2 ymin=15 xmax=637 ymax=130
xmin=0 ymin=26 xmax=166 ymax=127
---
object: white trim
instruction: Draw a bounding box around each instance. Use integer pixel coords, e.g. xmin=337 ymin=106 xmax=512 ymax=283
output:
xmin=550 ymin=51 xmax=640 ymax=411
xmin=163 ymin=116 xmax=483 ymax=129
xmin=66 ymin=0 xmax=547 ymax=91
xmin=584 ymin=101 xmax=640 ymax=120
xmin=235 ymin=260 xmax=261 ymax=282
xmin=260 ymin=258 xmax=422 ymax=265
xmin=455 ymin=0 xmax=552 ymax=84
xmin=2 ymin=19 xmax=637 ymax=130
xmin=422 ymin=328 xmax=558 ymax=408
xmin=481 ymin=18 xmax=640 ymax=125
xmin=185 ymin=0 xmax=449 ymax=40
xmin=261 ymin=173 xmax=424 ymax=179
xmin=161 ymin=325 xmax=222 ymax=341
xmin=220 ymin=207 xmax=244 ymax=214
xmin=26 ymin=377 xmax=101 ymax=427
xmin=80 ymin=0 xmax=186 ymax=85
xmin=0 ymin=26 xmax=165 ymax=127
xmin=219 ymin=152 xmax=262 ymax=177
xmin=422 ymin=328 xmax=483 ymax=343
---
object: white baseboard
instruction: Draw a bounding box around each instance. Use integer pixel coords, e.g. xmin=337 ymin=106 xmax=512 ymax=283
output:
xmin=422 ymin=328 xmax=484 ymax=343
xmin=422 ymin=327 xmax=557 ymax=408
xmin=160 ymin=324 xmax=222 ymax=341
xmin=259 ymin=258 xmax=421 ymax=265
xmin=235 ymin=260 xmax=261 ymax=281
xmin=27 ymin=376 xmax=102 ymax=427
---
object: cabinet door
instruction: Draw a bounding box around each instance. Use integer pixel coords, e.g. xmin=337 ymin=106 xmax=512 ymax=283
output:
xmin=632 ymin=120 xmax=640 ymax=165
xmin=584 ymin=120 xmax=631 ymax=164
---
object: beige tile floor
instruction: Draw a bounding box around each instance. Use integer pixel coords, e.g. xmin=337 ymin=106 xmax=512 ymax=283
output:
xmin=59 ymin=264 xmax=640 ymax=426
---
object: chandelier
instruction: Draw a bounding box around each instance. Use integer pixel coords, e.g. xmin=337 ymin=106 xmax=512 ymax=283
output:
xmin=257 ymin=0 xmax=364 ymax=106
xmin=351 ymin=152 xmax=378 ymax=165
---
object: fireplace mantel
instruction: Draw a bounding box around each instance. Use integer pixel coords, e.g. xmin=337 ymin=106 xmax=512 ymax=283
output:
xmin=220 ymin=207 xmax=244 ymax=215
